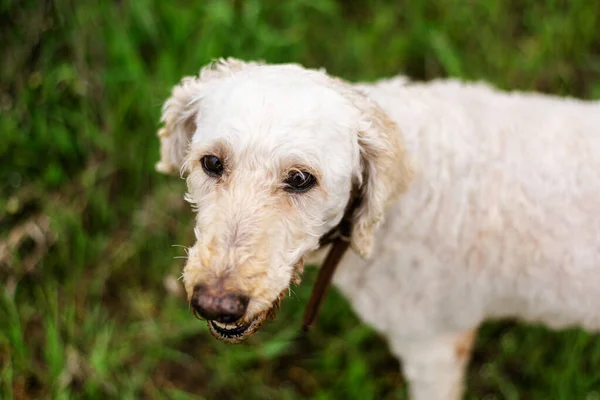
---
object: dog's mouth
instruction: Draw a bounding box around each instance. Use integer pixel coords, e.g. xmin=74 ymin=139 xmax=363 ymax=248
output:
xmin=206 ymin=288 xmax=288 ymax=344
xmin=208 ymin=313 xmax=267 ymax=344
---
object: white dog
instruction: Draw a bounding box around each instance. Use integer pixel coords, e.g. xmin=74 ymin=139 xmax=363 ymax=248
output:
xmin=156 ymin=58 xmax=600 ymax=399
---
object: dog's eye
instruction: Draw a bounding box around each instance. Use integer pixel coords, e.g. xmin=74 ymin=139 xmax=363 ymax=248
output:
xmin=201 ymin=155 xmax=224 ymax=177
xmin=284 ymin=171 xmax=316 ymax=192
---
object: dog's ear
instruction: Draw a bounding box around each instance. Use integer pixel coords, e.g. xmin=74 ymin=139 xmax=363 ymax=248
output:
xmin=156 ymin=58 xmax=262 ymax=175
xmin=350 ymin=95 xmax=414 ymax=258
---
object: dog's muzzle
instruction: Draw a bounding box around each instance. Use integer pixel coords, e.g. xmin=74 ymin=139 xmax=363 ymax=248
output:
xmin=192 ymin=187 xmax=361 ymax=343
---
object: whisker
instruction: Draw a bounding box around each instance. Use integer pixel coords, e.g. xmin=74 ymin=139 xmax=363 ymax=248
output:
xmin=288 ymin=287 xmax=299 ymax=301
xmin=171 ymin=244 xmax=190 ymax=253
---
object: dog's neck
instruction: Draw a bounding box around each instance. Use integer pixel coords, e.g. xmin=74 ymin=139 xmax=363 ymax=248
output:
xmin=301 ymin=186 xmax=362 ymax=330
xmin=318 ymin=186 xmax=362 ymax=247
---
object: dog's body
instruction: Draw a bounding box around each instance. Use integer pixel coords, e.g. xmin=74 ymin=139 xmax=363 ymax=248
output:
xmin=331 ymin=78 xmax=600 ymax=398
xmin=157 ymin=59 xmax=600 ymax=399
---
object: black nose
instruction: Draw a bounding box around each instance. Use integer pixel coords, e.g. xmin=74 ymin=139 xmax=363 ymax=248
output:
xmin=191 ymin=285 xmax=249 ymax=323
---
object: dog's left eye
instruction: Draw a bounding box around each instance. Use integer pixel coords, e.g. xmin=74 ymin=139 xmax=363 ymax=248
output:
xmin=284 ymin=171 xmax=316 ymax=192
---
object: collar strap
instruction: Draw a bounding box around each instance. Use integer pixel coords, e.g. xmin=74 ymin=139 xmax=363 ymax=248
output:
xmin=302 ymin=188 xmax=361 ymax=330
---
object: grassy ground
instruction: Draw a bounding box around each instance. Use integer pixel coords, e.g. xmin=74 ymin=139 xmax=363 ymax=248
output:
xmin=2 ymin=0 xmax=600 ymax=399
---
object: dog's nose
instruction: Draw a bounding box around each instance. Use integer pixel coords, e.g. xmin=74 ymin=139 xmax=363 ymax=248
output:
xmin=191 ymin=285 xmax=249 ymax=323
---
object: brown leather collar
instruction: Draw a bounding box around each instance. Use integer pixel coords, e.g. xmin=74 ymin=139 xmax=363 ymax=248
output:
xmin=301 ymin=188 xmax=361 ymax=330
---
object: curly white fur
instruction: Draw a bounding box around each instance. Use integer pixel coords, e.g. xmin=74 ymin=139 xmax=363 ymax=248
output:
xmin=158 ymin=59 xmax=600 ymax=399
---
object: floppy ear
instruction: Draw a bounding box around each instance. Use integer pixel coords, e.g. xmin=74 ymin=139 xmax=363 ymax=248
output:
xmin=350 ymin=95 xmax=414 ymax=258
xmin=156 ymin=58 xmax=262 ymax=175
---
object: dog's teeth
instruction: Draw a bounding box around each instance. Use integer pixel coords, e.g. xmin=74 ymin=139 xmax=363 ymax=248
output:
xmin=213 ymin=321 xmax=237 ymax=329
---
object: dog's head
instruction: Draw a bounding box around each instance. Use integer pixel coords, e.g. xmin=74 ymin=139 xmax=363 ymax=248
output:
xmin=157 ymin=59 xmax=412 ymax=342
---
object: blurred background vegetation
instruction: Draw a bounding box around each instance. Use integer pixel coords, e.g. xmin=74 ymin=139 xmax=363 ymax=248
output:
xmin=1 ymin=0 xmax=600 ymax=399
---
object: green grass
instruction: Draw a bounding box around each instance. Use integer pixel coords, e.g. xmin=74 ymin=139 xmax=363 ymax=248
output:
xmin=1 ymin=0 xmax=600 ymax=398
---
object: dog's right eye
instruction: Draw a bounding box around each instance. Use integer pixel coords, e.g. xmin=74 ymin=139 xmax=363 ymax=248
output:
xmin=201 ymin=155 xmax=224 ymax=177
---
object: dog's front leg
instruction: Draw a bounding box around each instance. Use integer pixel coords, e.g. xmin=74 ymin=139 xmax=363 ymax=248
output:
xmin=390 ymin=328 xmax=477 ymax=400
